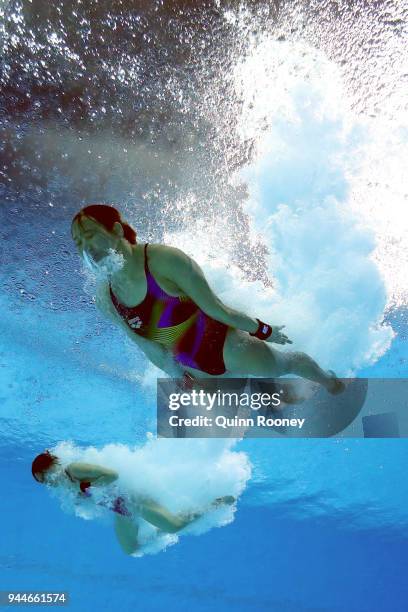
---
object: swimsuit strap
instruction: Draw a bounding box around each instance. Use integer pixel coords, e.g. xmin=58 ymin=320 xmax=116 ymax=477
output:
xmin=144 ymin=243 xmax=149 ymax=275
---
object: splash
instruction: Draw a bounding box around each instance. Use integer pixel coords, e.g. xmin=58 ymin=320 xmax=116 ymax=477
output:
xmin=48 ymin=437 xmax=251 ymax=557
xmin=163 ymin=40 xmax=395 ymax=376
xmin=80 ymin=247 xmax=125 ymax=299
xmin=234 ymin=40 xmax=395 ymax=374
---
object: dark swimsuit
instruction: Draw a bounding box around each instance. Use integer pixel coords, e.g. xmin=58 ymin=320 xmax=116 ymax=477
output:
xmin=109 ymin=243 xmax=229 ymax=375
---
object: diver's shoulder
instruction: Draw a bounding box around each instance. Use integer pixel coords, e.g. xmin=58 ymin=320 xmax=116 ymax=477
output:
xmin=146 ymin=243 xmax=189 ymax=264
xmin=146 ymin=242 xmax=185 ymax=255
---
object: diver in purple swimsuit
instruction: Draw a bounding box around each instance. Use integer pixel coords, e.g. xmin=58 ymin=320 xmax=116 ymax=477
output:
xmin=32 ymin=451 xmax=236 ymax=555
xmin=109 ymin=243 xmax=229 ymax=375
xmin=71 ymin=204 xmax=344 ymax=393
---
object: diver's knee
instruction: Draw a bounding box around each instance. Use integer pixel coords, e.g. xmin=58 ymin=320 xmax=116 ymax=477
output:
xmin=286 ymin=351 xmax=308 ymax=371
xmin=289 ymin=351 xmax=306 ymax=365
xmin=275 ymin=350 xmax=304 ymax=375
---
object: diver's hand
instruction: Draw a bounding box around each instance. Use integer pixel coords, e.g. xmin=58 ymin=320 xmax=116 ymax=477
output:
xmin=265 ymin=325 xmax=293 ymax=345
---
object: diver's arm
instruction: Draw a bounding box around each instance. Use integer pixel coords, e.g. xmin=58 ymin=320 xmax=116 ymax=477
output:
xmin=95 ymin=283 xmax=186 ymax=377
xmin=158 ymin=247 xmax=292 ymax=345
xmin=66 ymin=462 xmax=118 ymax=486
xmin=158 ymin=247 xmax=258 ymax=332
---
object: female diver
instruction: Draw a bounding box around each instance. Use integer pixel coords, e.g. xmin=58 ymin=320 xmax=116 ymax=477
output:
xmin=32 ymin=450 xmax=235 ymax=555
xmin=71 ymin=204 xmax=344 ymax=393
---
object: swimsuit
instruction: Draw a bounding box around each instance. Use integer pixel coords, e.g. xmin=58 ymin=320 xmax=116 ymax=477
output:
xmin=65 ymin=469 xmax=131 ymax=517
xmin=109 ymin=243 xmax=229 ymax=375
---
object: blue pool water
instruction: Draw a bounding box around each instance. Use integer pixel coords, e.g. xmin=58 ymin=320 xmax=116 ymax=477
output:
xmin=1 ymin=1 xmax=407 ymax=610
xmin=1 ymin=300 xmax=407 ymax=611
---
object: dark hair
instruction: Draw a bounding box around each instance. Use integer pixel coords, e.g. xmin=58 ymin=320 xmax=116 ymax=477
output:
xmin=72 ymin=204 xmax=137 ymax=244
xmin=32 ymin=450 xmax=59 ymax=482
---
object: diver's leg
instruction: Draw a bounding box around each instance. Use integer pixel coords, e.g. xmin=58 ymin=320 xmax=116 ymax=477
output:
xmin=113 ymin=514 xmax=140 ymax=555
xmin=139 ymin=497 xmax=236 ymax=534
xmin=139 ymin=500 xmax=194 ymax=533
xmin=223 ymin=329 xmax=344 ymax=393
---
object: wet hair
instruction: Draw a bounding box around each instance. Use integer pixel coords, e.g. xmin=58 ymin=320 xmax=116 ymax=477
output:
xmin=32 ymin=450 xmax=59 ymax=483
xmin=72 ymin=204 xmax=137 ymax=244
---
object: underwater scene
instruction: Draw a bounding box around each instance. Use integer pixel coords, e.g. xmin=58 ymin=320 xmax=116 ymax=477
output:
xmin=1 ymin=1 xmax=407 ymax=610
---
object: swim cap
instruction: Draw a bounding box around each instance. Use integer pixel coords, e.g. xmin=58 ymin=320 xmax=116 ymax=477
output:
xmin=72 ymin=204 xmax=137 ymax=244
xmin=32 ymin=450 xmax=59 ymax=482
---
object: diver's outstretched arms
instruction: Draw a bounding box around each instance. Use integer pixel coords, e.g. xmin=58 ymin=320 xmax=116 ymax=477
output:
xmin=222 ymin=328 xmax=345 ymax=394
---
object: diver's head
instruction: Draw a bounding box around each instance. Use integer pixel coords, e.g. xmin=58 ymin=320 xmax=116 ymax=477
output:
xmin=32 ymin=450 xmax=61 ymax=485
xmin=71 ymin=204 xmax=136 ymax=270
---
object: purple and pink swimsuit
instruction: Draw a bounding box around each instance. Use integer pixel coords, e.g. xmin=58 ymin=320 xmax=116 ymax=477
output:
xmin=109 ymin=243 xmax=229 ymax=375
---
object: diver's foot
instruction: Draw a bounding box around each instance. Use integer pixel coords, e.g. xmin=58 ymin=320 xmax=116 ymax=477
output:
xmin=213 ymin=496 xmax=236 ymax=507
xmin=325 ymin=370 xmax=346 ymax=395
xmin=279 ymin=387 xmax=308 ymax=405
